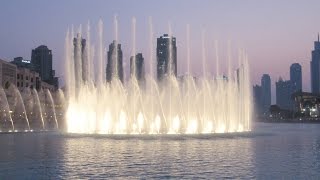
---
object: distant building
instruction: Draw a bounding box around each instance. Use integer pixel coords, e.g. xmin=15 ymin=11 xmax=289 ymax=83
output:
xmin=0 ymin=59 xmax=17 ymax=89
xmin=73 ymin=34 xmax=88 ymax=84
xmin=31 ymin=45 xmax=58 ymax=89
xmin=276 ymin=78 xmax=295 ymax=110
xmin=311 ymin=34 xmax=320 ymax=93
xmin=253 ymin=85 xmax=263 ymax=115
xmin=156 ymin=34 xmax=177 ymax=81
xmin=106 ymin=40 xmax=124 ymax=83
xmin=130 ymin=53 xmax=145 ymax=83
xmin=0 ymin=58 xmax=54 ymax=91
xmin=261 ymin=74 xmax=271 ymax=113
xmin=11 ymin=57 xmax=35 ymax=71
xmin=292 ymin=92 xmax=320 ymax=118
xmin=290 ymin=63 xmax=302 ymax=92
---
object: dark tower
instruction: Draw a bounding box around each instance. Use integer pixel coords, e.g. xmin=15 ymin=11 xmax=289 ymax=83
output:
xmin=31 ymin=45 xmax=58 ymax=88
xmin=261 ymin=74 xmax=271 ymax=113
xmin=130 ymin=53 xmax=145 ymax=83
xmin=106 ymin=40 xmax=123 ymax=83
xmin=156 ymin=34 xmax=177 ymax=81
xmin=311 ymin=34 xmax=320 ymax=93
xmin=73 ymin=34 xmax=87 ymax=87
xmin=290 ymin=63 xmax=302 ymax=92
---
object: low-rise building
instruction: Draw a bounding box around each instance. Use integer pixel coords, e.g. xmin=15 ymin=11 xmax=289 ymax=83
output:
xmin=0 ymin=58 xmax=17 ymax=88
xmin=292 ymin=92 xmax=320 ymax=118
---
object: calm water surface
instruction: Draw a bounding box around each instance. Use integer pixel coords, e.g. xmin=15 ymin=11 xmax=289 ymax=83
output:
xmin=0 ymin=123 xmax=320 ymax=179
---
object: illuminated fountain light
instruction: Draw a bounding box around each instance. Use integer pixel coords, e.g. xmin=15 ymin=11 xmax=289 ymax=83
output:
xmin=64 ymin=18 xmax=252 ymax=135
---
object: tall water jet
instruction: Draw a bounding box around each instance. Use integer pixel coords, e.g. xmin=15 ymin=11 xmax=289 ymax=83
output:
xmin=65 ymin=18 xmax=252 ymax=135
xmin=167 ymin=21 xmax=174 ymax=133
xmin=201 ymin=28 xmax=208 ymax=132
xmin=46 ymin=89 xmax=58 ymax=129
xmin=33 ymin=89 xmax=45 ymax=129
xmin=113 ymin=15 xmax=119 ymax=82
xmin=74 ymin=26 xmax=83 ymax=91
xmin=12 ymin=86 xmax=30 ymax=130
xmin=147 ymin=16 xmax=156 ymax=130
xmin=215 ymin=40 xmax=220 ymax=77
xmin=97 ymin=18 xmax=104 ymax=87
xmin=0 ymin=87 xmax=14 ymax=131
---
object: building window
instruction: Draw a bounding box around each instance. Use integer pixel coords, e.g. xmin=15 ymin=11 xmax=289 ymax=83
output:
xmin=17 ymin=82 xmax=19 ymax=87
xmin=21 ymin=75 xmax=23 ymax=80
xmin=31 ymin=78 xmax=33 ymax=82
xmin=26 ymin=83 xmax=28 ymax=87
xmin=21 ymin=82 xmax=23 ymax=87
xmin=26 ymin=76 xmax=28 ymax=80
xmin=30 ymin=85 xmax=33 ymax=89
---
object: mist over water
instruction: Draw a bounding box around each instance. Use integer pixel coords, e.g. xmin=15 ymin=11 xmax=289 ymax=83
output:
xmin=65 ymin=18 xmax=252 ymax=134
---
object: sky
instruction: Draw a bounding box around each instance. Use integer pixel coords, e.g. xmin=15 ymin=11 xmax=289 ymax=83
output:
xmin=0 ymin=0 xmax=320 ymax=103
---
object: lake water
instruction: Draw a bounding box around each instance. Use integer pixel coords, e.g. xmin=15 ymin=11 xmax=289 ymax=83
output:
xmin=0 ymin=123 xmax=320 ymax=179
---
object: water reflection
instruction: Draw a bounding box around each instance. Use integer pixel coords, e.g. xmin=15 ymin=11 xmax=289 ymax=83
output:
xmin=252 ymin=123 xmax=320 ymax=179
xmin=0 ymin=123 xmax=320 ymax=179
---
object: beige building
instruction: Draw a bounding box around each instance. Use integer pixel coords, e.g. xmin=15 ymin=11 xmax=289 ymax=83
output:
xmin=0 ymin=58 xmax=55 ymax=91
xmin=0 ymin=58 xmax=17 ymax=89
xmin=16 ymin=67 xmax=40 ymax=91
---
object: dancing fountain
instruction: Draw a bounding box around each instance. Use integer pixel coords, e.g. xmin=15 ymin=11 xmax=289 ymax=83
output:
xmin=0 ymin=83 xmax=63 ymax=132
xmin=65 ymin=17 xmax=252 ymax=134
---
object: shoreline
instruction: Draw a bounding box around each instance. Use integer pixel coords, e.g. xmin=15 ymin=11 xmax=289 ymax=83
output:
xmin=257 ymin=118 xmax=320 ymax=124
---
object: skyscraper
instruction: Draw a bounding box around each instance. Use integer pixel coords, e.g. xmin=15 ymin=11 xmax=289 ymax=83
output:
xmin=130 ymin=53 xmax=145 ymax=83
xmin=31 ymin=45 xmax=58 ymax=88
xmin=106 ymin=40 xmax=123 ymax=83
xmin=261 ymin=74 xmax=271 ymax=113
xmin=156 ymin=34 xmax=177 ymax=81
xmin=31 ymin=45 xmax=52 ymax=82
xmin=73 ymin=34 xmax=87 ymax=84
xmin=276 ymin=77 xmax=295 ymax=110
xmin=253 ymin=85 xmax=262 ymax=115
xmin=290 ymin=63 xmax=302 ymax=92
xmin=311 ymin=34 xmax=320 ymax=93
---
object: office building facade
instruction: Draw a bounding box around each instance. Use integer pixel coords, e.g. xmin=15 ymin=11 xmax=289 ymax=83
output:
xmin=290 ymin=63 xmax=302 ymax=92
xmin=106 ymin=40 xmax=124 ymax=83
xmin=156 ymin=34 xmax=177 ymax=81
xmin=311 ymin=35 xmax=320 ymax=93
xmin=130 ymin=53 xmax=145 ymax=83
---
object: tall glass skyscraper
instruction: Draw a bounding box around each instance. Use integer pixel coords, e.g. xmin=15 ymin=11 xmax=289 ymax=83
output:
xmin=156 ymin=34 xmax=177 ymax=81
xmin=31 ymin=45 xmax=58 ymax=88
xmin=311 ymin=34 xmax=320 ymax=93
xmin=290 ymin=63 xmax=302 ymax=92
xmin=130 ymin=53 xmax=145 ymax=83
xmin=261 ymin=74 xmax=271 ymax=113
xmin=106 ymin=40 xmax=124 ymax=83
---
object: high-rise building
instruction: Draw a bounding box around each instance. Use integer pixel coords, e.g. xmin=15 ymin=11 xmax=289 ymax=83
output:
xmin=290 ymin=63 xmax=302 ymax=92
xmin=311 ymin=34 xmax=320 ymax=93
xmin=253 ymin=85 xmax=263 ymax=115
xmin=261 ymin=74 xmax=271 ymax=113
xmin=31 ymin=45 xmax=58 ymax=88
xmin=31 ymin=45 xmax=53 ymax=82
xmin=106 ymin=40 xmax=123 ymax=83
xmin=276 ymin=77 xmax=295 ymax=110
xmin=73 ymin=34 xmax=87 ymax=86
xmin=156 ymin=34 xmax=177 ymax=81
xmin=130 ymin=53 xmax=145 ymax=83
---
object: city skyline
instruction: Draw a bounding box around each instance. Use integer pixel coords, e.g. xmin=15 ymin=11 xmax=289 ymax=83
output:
xmin=1 ymin=0 xmax=320 ymax=104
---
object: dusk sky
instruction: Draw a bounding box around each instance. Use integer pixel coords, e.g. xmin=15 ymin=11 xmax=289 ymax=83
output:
xmin=1 ymin=0 xmax=320 ymax=103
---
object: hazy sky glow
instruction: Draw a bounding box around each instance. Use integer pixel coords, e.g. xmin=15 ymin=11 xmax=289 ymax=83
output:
xmin=1 ymin=0 xmax=320 ymax=103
